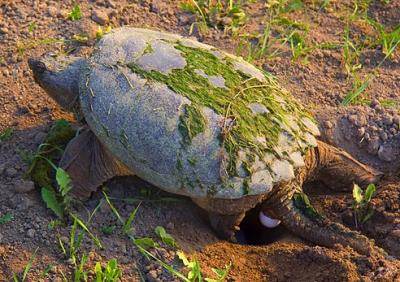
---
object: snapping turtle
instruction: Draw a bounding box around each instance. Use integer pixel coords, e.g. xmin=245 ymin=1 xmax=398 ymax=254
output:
xmin=29 ymin=27 xmax=383 ymax=255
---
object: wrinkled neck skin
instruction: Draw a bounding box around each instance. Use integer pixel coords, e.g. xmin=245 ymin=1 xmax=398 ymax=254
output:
xmin=29 ymin=56 xmax=86 ymax=112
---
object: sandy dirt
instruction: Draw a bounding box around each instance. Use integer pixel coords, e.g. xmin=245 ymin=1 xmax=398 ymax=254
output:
xmin=0 ymin=0 xmax=399 ymax=281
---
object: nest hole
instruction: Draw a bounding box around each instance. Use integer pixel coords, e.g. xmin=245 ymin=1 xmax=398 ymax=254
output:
xmin=237 ymin=205 xmax=287 ymax=245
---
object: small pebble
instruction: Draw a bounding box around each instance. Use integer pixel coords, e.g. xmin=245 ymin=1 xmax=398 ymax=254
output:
xmin=5 ymin=167 xmax=18 ymax=177
xmin=13 ymin=180 xmax=35 ymax=193
xmin=27 ymin=229 xmax=35 ymax=238
xmin=92 ymin=10 xmax=109 ymax=25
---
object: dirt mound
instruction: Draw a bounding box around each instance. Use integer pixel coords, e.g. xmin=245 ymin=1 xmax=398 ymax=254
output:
xmin=195 ymin=242 xmax=400 ymax=282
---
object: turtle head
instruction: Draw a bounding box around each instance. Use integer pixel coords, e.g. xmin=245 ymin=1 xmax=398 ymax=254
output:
xmin=28 ymin=54 xmax=86 ymax=111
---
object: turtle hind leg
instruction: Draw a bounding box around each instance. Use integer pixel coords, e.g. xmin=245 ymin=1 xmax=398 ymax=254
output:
xmin=264 ymin=182 xmax=385 ymax=257
xmin=60 ymin=129 xmax=134 ymax=200
xmin=312 ymin=141 xmax=383 ymax=191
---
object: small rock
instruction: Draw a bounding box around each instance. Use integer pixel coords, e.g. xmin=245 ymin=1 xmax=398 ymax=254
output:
xmin=106 ymin=0 xmax=117 ymax=8
xmin=60 ymin=236 xmax=69 ymax=245
xmin=166 ymin=222 xmax=174 ymax=230
xmin=220 ymin=16 xmax=233 ymax=26
xmin=371 ymin=98 xmax=380 ymax=108
xmin=92 ymin=10 xmax=109 ymax=25
xmin=27 ymin=228 xmax=35 ymax=238
xmin=33 ymin=131 xmax=47 ymax=144
xmin=0 ymin=27 xmax=9 ymax=34
xmin=324 ymin=120 xmax=333 ymax=129
xmin=5 ymin=167 xmax=18 ymax=177
xmin=0 ymin=163 xmax=5 ymax=175
xmin=357 ymin=127 xmax=365 ymax=138
xmin=367 ymin=138 xmax=380 ymax=155
xmin=379 ymin=132 xmax=388 ymax=142
xmin=383 ymin=115 xmax=393 ymax=126
xmin=47 ymin=6 xmax=58 ymax=17
xmin=393 ymin=115 xmax=400 ymax=125
xmin=390 ymin=229 xmax=400 ymax=239
xmin=377 ymin=145 xmax=397 ymax=162
xmin=151 ymin=0 xmax=168 ymax=14
xmin=14 ymin=180 xmax=35 ymax=193
xmin=146 ymin=270 xmax=159 ymax=282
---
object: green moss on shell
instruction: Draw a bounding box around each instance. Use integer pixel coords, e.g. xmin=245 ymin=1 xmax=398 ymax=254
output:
xmin=178 ymin=104 xmax=207 ymax=145
xmin=127 ymin=43 xmax=313 ymax=178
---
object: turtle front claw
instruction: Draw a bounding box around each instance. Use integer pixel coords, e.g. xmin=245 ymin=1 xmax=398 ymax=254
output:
xmin=208 ymin=211 xmax=245 ymax=242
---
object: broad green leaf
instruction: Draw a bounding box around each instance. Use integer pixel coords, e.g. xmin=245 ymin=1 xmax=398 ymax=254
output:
xmin=177 ymin=250 xmax=190 ymax=266
xmin=364 ymin=184 xmax=376 ymax=203
xmin=155 ymin=226 xmax=177 ymax=248
xmin=133 ymin=238 xmax=158 ymax=250
xmin=352 ymin=184 xmax=363 ymax=204
xmin=41 ymin=187 xmax=64 ymax=218
xmin=56 ymin=168 xmax=72 ymax=196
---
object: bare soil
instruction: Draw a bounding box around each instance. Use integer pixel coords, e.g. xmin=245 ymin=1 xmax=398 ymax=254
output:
xmin=0 ymin=0 xmax=399 ymax=281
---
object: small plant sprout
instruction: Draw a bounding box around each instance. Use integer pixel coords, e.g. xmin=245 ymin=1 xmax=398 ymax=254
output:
xmin=94 ymin=259 xmax=122 ymax=282
xmin=352 ymin=183 xmax=376 ymax=228
xmin=96 ymin=26 xmax=113 ymax=39
xmin=177 ymin=251 xmax=231 ymax=282
xmin=0 ymin=212 xmax=14 ymax=224
xmin=0 ymin=127 xmax=13 ymax=141
xmin=68 ymin=4 xmax=82 ymax=21
xmin=27 ymin=21 xmax=37 ymax=34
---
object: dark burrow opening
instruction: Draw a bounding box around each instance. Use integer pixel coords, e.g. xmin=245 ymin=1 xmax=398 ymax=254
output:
xmin=237 ymin=205 xmax=289 ymax=245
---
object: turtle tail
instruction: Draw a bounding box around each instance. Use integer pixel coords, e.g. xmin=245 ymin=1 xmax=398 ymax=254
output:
xmin=263 ymin=182 xmax=386 ymax=257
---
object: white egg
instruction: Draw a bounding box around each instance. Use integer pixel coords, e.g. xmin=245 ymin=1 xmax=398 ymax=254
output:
xmin=259 ymin=211 xmax=281 ymax=228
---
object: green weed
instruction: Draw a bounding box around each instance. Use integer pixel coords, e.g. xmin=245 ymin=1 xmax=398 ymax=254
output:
xmin=94 ymin=259 xmax=122 ymax=282
xmin=101 ymin=225 xmax=116 ymax=235
xmin=177 ymin=251 xmax=231 ymax=282
xmin=0 ymin=127 xmax=13 ymax=141
xmin=0 ymin=212 xmax=14 ymax=224
xmin=16 ymin=38 xmax=64 ymax=55
xmin=73 ymin=253 xmax=88 ymax=282
xmin=103 ymin=192 xmax=231 ymax=281
xmin=27 ymin=21 xmax=37 ymax=34
xmin=181 ymin=0 xmax=247 ymax=34
xmin=68 ymin=4 xmax=82 ymax=21
xmin=367 ymin=19 xmax=400 ymax=57
xmin=11 ymin=248 xmax=53 ymax=282
xmin=352 ymin=183 xmax=376 ymax=228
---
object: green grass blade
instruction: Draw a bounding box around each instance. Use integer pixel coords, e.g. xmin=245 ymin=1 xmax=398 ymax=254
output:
xmin=22 ymin=248 xmax=38 ymax=281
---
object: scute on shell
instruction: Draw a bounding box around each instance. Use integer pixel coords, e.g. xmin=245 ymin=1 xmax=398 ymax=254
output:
xmin=79 ymin=27 xmax=320 ymax=199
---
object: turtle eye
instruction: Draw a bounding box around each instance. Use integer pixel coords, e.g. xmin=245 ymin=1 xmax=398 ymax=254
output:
xmin=28 ymin=58 xmax=47 ymax=74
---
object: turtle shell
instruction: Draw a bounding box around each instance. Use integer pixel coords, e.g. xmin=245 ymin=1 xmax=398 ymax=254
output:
xmin=79 ymin=27 xmax=320 ymax=199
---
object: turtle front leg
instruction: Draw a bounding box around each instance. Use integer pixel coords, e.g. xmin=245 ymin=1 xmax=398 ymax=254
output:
xmin=60 ymin=129 xmax=134 ymax=199
xmin=263 ymin=181 xmax=385 ymax=256
xmin=192 ymin=195 xmax=264 ymax=241
xmin=311 ymin=141 xmax=383 ymax=191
